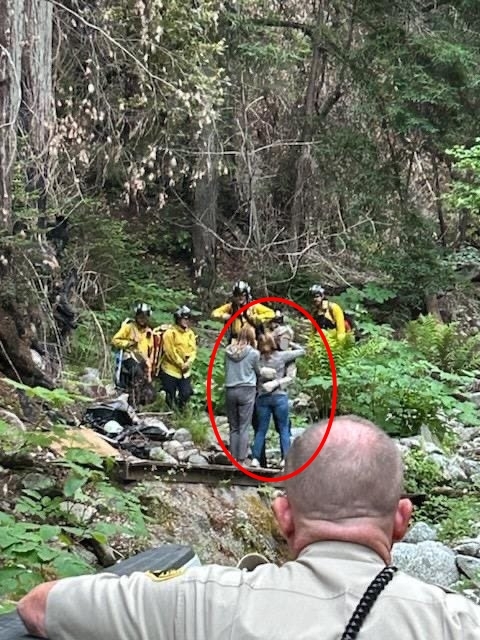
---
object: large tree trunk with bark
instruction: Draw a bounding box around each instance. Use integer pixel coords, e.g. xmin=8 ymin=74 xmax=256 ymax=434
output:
xmin=288 ymin=38 xmax=323 ymax=252
xmin=21 ymin=0 xmax=54 ymax=217
xmin=0 ymin=0 xmax=24 ymax=231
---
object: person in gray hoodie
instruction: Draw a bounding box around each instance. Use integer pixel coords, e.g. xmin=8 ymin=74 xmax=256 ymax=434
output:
xmin=224 ymin=326 xmax=260 ymax=463
xmin=251 ymin=332 xmax=305 ymax=468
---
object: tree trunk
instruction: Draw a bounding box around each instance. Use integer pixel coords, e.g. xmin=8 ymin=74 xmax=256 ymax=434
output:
xmin=425 ymin=293 xmax=443 ymax=322
xmin=288 ymin=38 xmax=323 ymax=252
xmin=191 ymin=131 xmax=218 ymax=303
xmin=0 ymin=0 xmax=24 ymax=231
xmin=432 ymin=153 xmax=447 ymax=247
xmin=21 ymin=0 xmax=54 ymax=217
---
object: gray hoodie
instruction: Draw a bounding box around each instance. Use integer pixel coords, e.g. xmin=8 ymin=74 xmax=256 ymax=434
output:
xmin=224 ymin=344 xmax=260 ymax=388
xmin=257 ymin=347 xmax=305 ymax=396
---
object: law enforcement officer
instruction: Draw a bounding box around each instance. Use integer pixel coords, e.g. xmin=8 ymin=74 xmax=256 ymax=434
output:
xmin=17 ymin=415 xmax=480 ymax=639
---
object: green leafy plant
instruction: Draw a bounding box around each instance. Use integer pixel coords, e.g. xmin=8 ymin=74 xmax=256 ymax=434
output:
xmin=415 ymin=495 xmax=480 ymax=544
xmin=0 ymin=442 xmax=148 ymax=609
xmin=403 ymin=449 xmax=443 ymax=495
xmin=406 ymin=314 xmax=480 ymax=374
xmin=298 ymin=324 xmax=480 ymax=438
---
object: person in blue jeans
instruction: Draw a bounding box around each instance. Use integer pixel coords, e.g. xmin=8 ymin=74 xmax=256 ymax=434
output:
xmin=251 ymin=332 xmax=305 ymax=469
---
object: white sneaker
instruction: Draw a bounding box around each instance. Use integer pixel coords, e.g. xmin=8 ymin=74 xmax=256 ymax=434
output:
xmin=279 ymin=459 xmax=285 ymax=470
xmin=250 ymin=458 xmax=260 ymax=468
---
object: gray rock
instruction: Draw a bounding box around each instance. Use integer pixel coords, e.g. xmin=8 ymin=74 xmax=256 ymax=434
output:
xmin=59 ymin=501 xmax=96 ymax=524
xmin=163 ymin=441 xmax=184 ymax=458
xmin=180 ymin=440 xmax=195 ymax=450
xmin=188 ymin=453 xmax=209 ymax=465
xmin=21 ymin=472 xmax=56 ymax=493
xmin=461 ymin=459 xmax=480 ymax=478
xmin=74 ymin=544 xmax=98 ymax=566
xmin=392 ymin=540 xmax=460 ymax=587
xmin=149 ymin=447 xmax=178 ymax=464
xmin=453 ymin=539 xmax=480 ymax=558
xmin=399 ymin=436 xmax=421 ymax=449
xmin=455 ymin=426 xmax=480 ymax=443
xmin=428 ymin=453 xmax=468 ymax=482
xmin=422 ymin=441 xmax=443 ymax=455
xmin=456 ymin=555 xmax=480 ymax=586
xmin=177 ymin=448 xmax=199 ymax=463
xmin=420 ymin=424 xmax=443 ymax=450
xmin=470 ymin=473 xmax=480 ymax=487
xmin=0 ymin=409 xmax=26 ymax=431
xmin=209 ymin=451 xmax=231 ymax=465
xmin=403 ymin=522 xmax=437 ymax=544
xmin=0 ymin=410 xmax=26 ymax=454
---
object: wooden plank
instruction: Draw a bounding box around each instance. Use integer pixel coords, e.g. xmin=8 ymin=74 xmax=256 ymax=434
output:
xmin=50 ymin=427 xmax=121 ymax=458
xmin=118 ymin=458 xmax=285 ymax=488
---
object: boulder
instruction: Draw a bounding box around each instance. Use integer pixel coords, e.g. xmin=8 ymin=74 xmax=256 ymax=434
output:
xmin=403 ymin=522 xmax=438 ymax=544
xmin=456 ymin=555 xmax=480 ymax=586
xmin=392 ymin=540 xmax=459 ymax=587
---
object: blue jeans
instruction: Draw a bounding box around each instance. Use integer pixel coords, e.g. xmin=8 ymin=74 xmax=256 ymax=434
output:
xmin=252 ymin=393 xmax=291 ymax=461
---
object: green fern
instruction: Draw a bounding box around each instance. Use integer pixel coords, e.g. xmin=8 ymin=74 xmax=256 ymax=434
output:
xmin=406 ymin=314 xmax=480 ymax=373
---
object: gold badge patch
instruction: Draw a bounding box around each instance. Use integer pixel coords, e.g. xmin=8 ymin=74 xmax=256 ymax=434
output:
xmin=145 ymin=568 xmax=186 ymax=582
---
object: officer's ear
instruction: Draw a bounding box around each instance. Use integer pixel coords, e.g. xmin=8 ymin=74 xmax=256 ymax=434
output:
xmin=271 ymin=495 xmax=294 ymax=540
xmin=392 ymin=498 xmax=413 ymax=542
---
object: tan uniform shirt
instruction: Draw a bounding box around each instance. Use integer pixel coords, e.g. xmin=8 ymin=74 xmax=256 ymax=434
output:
xmin=45 ymin=541 xmax=480 ymax=640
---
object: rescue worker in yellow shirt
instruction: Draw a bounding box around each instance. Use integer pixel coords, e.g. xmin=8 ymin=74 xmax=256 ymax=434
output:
xmin=159 ymin=305 xmax=197 ymax=410
xmin=211 ymin=280 xmax=275 ymax=344
xmin=310 ymin=285 xmax=350 ymax=341
xmin=111 ymin=302 xmax=155 ymax=405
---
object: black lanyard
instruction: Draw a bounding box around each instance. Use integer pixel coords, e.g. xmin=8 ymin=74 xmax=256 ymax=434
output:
xmin=341 ymin=566 xmax=398 ymax=640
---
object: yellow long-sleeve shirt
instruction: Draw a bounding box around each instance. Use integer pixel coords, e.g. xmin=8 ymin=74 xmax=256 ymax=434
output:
xmin=111 ymin=321 xmax=154 ymax=361
xmin=313 ymin=301 xmax=346 ymax=340
xmin=211 ymin=302 xmax=275 ymax=338
xmin=160 ymin=325 xmax=197 ymax=379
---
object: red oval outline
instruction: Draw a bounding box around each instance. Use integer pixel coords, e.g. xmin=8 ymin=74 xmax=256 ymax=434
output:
xmin=206 ymin=296 xmax=337 ymax=482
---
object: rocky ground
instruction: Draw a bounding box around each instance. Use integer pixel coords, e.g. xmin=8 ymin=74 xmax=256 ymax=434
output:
xmin=393 ymin=422 xmax=480 ymax=603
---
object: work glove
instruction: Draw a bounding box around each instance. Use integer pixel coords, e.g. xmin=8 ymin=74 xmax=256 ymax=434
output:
xmin=262 ymin=380 xmax=279 ymax=393
xmin=260 ymin=366 xmax=276 ymax=380
xmin=221 ymin=313 xmax=231 ymax=321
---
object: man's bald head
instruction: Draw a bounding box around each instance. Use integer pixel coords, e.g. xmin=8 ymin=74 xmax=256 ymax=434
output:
xmin=284 ymin=415 xmax=404 ymax=522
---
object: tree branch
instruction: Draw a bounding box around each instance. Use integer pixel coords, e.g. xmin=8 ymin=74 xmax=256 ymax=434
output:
xmin=249 ymin=17 xmax=314 ymax=38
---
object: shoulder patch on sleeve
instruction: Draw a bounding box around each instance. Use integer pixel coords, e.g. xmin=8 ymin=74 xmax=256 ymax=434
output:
xmin=144 ymin=568 xmax=186 ymax=582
